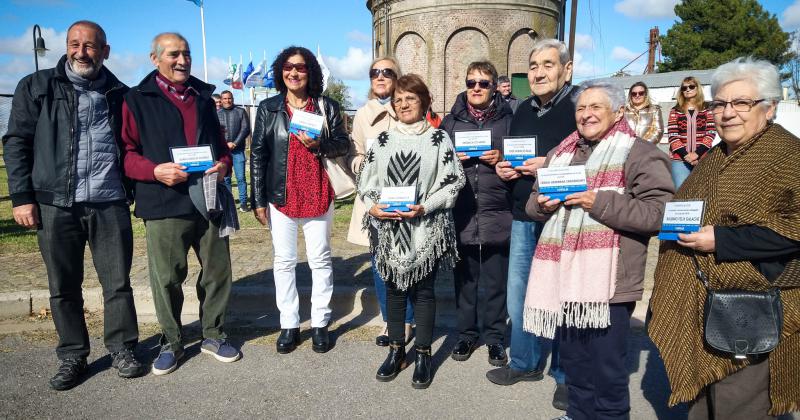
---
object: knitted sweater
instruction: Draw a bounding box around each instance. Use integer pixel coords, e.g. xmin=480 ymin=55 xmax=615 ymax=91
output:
xmin=667 ymin=106 xmax=716 ymax=161
xmin=357 ymin=125 xmax=466 ymax=289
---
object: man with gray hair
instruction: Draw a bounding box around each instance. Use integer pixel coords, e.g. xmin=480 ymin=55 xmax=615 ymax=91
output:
xmin=3 ymin=20 xmax=146 ymax=390
xmin=488 ymin=38 xmax=575 ymax=411
xmin=121 ymin=32 xmax=240 ymax=376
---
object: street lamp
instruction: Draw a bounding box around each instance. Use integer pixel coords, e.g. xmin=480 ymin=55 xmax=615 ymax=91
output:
xmin=32 ymin=24 xmax=48 ymax=72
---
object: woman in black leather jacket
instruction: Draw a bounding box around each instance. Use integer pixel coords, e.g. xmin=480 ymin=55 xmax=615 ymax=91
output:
xmin=249 ymin=46 xmax=349 ymax=355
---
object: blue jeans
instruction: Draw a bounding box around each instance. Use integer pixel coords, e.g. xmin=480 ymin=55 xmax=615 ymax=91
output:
xmin=507 ymin=220 xmax=565 ymax=384
xmin=224 ymin=150 xmax=247 ymax=206
xmin=670 ymin=160 xmax=693 ymax=190
xmin=372 ymin=256 xmax=413 ymax=324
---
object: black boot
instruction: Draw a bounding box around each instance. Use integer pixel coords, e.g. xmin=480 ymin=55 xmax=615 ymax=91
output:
xmin=276 ymin=328 xmax=299 ymax=354
xmin=376 ymin=342 xmax=406 ymax=382
xmin=411 ymin=345 xmax=432 ymax=389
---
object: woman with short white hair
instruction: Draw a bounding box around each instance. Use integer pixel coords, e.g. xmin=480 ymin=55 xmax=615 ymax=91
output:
xmin=525 ymin=80 xmax=673 ymax=420
xmin=649 ymin=57 xmax=800 ymax=419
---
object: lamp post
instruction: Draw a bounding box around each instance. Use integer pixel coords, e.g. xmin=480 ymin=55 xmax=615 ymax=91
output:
xmin=32 ymin=24 xmax=48 ymax=72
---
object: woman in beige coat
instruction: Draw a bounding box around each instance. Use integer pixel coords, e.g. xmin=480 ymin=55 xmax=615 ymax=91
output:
xmin=347 ymin=57 xmax=413 ymax=346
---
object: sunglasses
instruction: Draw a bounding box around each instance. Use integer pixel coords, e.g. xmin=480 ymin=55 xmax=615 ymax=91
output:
xmin=282 ymin=62 xmax=308 ymax=73
xmin=630 ymin=90 xmax=646 ymax=97
xmin=466 ymin=79 xmax=492 ymax=89
xmin=369 ymin=68 xmax=397 ymax=79
xmin=681 ymin=84 xmax=697 ymax=92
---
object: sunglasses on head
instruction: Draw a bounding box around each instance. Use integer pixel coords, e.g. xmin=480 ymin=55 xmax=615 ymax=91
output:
xmin=282 ymin=62 xmax=308 ymax=73
xmin=369 ymin=68 xmax=397 ymax=79
xmin=466 ymin=79 xmax=492 ymax=89
xmin=630 ymin=90 xmax=646 ymax=97
xmin=681 ymin=84 xmax=697 ymax=92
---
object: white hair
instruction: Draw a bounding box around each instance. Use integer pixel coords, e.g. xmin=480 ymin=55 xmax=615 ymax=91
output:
xmin=711 ymin=57 xmax=782 ymax=102
xmin=573 ymin=80 xmax=626 ymax=111
xmin=150 ymin=32 xmax=189 ymax=58
xmin=529 ymin=38 xmax=570 ymax=65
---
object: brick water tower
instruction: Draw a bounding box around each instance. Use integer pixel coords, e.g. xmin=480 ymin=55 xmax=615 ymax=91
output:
xmin=367 ymin=0 xmax=561 ymax=113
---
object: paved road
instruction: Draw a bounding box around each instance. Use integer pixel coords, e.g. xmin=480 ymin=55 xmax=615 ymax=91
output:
xmin=0 ymin=321 xmax=690 ymax=420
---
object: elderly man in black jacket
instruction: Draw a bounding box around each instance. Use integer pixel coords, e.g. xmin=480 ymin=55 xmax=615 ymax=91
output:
xmin=2 ymin=20 xmax=146 ymax=390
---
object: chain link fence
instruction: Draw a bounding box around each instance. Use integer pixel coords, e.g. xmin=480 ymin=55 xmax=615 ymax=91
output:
xmin=0 ymin=94 xmax=12 ymax=140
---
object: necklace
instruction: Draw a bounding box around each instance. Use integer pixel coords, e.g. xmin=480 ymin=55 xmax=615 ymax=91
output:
xmin=287 ymin=96 xmax=308 ymax=110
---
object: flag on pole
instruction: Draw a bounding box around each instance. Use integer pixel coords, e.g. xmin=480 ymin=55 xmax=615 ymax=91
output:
xmin=242 ymin=61 xmax=255 ymax=88
xmin=186 ymin=0 xmax=202 ymax=6
xmin=316 ymin=46 xmax=330 ymax=92
xmin=223 ymin=63 xmax=237 ymax=86
xmin=245 ymin=60 xmax=266 ymax=88
xmin=231 ymin=64 xmax=243 ymax=90
xmin=263 ymin=68 xmax=275 ymax=88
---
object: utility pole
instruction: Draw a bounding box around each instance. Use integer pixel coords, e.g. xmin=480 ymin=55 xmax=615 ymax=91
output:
xmin=645 ymin=27 xmax=659 ymax=74
xmin=568 ymin=0 xmax=578 ymax=62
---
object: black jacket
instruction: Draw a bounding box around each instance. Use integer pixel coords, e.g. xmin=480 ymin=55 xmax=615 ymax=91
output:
xmin=441 ymin=91 xmax=513 ymax=245
xmin=124 ymin=70 xmax=224 ymax=220
xmin=2 ymin=55 xmax=130 ymax=207
xmin=250 ymin=94 xmax=350 ymax=208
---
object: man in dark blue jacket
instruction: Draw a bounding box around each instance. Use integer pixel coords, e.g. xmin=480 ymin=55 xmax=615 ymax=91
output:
xmin=2 ymin=20 xmax=146 ymax=390
xmin=217 ymin=90 xmax=251 ymax=211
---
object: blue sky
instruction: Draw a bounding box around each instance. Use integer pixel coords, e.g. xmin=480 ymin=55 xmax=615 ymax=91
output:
xmin=0 ymin=0 xmax=796 ymax=108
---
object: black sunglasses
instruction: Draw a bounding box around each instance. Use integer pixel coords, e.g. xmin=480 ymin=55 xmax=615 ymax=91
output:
xmin=681 ymin=84 xmax=697 ymax=92
xmin=369 ymin=68 xmax=397 ymax=79
xmin=282 ymin=62 xmax=308 ymax=73
xmin=466 ymin=79 xmax=492 ymax=89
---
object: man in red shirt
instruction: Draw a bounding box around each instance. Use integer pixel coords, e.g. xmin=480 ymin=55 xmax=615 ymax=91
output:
xmin=121 ymin=32 xmax=240 ymax=375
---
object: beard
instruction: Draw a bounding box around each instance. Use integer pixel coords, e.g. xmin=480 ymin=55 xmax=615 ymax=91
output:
xmin=69 ymin=56 xmax=103 ymax=79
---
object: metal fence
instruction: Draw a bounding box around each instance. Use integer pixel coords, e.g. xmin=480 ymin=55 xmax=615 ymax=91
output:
xmin=0 ymin=94 xmax=12 ymax=140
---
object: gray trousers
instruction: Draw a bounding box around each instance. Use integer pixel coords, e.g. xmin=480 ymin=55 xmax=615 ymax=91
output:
xmin=38 ymin=201 xmax=138 ymax=360
xmin=688 ymin=357 xmax=774 ymax=420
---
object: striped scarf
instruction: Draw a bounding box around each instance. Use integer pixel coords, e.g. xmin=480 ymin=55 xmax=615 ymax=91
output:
xmin=523 ymin=118 xmax=636 ymax=339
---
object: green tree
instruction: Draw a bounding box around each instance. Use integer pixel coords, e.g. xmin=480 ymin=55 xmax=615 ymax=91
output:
xmin=323 ymin=77 xmax=352 ymax=110
xmin=659 ymin=0 xmax=791 ymax=72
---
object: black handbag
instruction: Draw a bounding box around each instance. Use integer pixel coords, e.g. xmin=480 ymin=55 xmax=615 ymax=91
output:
xmin=691 ymin=254 xmax=783 ymax=360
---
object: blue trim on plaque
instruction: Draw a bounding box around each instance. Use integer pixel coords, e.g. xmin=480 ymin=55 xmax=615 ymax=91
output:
xmin=455 ymin=146 xmax=491 ymax=158
xmin=540 ymin=185 xmax=587 ymax=201
xmin=382 ymin=202 xmax=414 ymax=212
xmin=507 ymin=156 xmax=536 ymax=167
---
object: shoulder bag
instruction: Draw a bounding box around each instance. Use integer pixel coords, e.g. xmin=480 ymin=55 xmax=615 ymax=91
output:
xmin=317 ymin=97 xmax=356 ymax=199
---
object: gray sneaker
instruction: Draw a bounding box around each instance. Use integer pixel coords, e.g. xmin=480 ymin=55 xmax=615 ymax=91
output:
xmin=111 ymin=349 xmax=147 ymax=378
xmin=485 ymin=365 xmax=544 ymax=385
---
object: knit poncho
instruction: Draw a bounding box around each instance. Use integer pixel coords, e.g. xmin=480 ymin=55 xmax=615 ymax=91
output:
xmin=356 ymin=126 xmax=466 ymax=290
xmin=648 ymin=123 xmax=800 ymax=415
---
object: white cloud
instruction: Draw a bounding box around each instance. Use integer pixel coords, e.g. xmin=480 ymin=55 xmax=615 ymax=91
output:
xmin=346 ymin=30 xmax=371 ymax=45
xmin=572 ymin=51 xmax=602 ymax=79
xmin=782 ymin=0 xmax=800 ymax=30
xmin=574 ymin=33 xmax=594 ymax=51
xmin=614 ymin=0 xmax=680 ymax=19
xmin=325 ymin=47 xmax=372 ymax=81
xmin=611 ymin=46 xmax=641 ymax=62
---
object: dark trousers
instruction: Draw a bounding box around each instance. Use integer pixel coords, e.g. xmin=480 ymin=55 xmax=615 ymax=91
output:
xmin=560 ymin=302 xmax=635 ymax=420
xmin=688 ymin=356 xmax=773 ymax=420
xmin=453 ymin=243 xmax=508 ymax=344
xmin=387 ymin=269 xmax=436 ymax=347
xmin=37 ymin=201 xmax=138 ymax=360
xmin=144 ymin=212 xmax=232 ymax=350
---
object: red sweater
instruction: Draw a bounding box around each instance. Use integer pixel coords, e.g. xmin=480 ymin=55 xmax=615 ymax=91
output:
xmin=122 ymin=74 xmax=231 ymax=181
xmin=667 ymin=106 xmax=716 ymax=161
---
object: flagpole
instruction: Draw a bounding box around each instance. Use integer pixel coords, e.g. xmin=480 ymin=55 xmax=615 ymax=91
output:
xmin=239 ymin=54 xmax=245 ymax=106
xmin=200 ymin=1 xmax=208 ymax=82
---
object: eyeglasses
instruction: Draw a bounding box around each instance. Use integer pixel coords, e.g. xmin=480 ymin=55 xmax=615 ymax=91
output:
xmin=282 ymin=62 xmax=308 ymax=73
xmin=709 ymin=98 xmax=765 ymax=114
xmin=369 ymin=68 xmax=397 ymax=79
xmin=392 ymin=96 xmax=420 ymax=106
xmin=681 ymin=84 xmax=697 ymax=92
xmin=466 ymin=79 xmax=492 ymax=89
xmin=630 ymin=90 xmax=646 ymax=97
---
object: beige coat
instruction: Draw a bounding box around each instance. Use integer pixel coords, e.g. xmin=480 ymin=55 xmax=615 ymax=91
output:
xmin=346 ymin=99 xmax=397 ymax=246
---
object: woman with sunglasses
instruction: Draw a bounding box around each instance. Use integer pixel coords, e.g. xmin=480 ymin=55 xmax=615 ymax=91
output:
xmin=250 ymin=46 xmax=349 ymax=354
xmin=667 ymin=76 xmax=716 ymax=188
xmin=624 ymin=81 xmax=663 ymax=144
xmin=346 ymin=56 xmax=415 ymax=347
xmin=358 ymin=74 xmax=465 ymax=389
xmin=440 ymin=61 xmax=513 ymax=368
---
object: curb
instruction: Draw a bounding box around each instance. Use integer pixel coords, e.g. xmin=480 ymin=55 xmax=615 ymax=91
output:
xmin=0 ymin=284 xmax=651 ymax=328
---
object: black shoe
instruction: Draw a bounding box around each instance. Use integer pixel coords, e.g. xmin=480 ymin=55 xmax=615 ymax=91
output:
xmin=485 ymin=365 xmax=544 ymax=386
xmin=376 ymin=342 xmax=407 ymax=382
xmin=375 ymin=334 xmax=389 ymax=347
xmin=411 ymin=346 xmax=432 ymax=389
xmin=311 ymin=326 xmax=329 ymax=353
xmin=552 ymin=383 xmax=569 ymax=411
xmin=487 ymin=343 xmax=508 ymax=367
xmin=239 ymin=204 xmax=251 ymax=213
xmin=49 ymin=358 xmax=88 ymax=391
xmin=450 ymin=339 xmax=476 ymax=361
xmin=111 ymin=349 xmax=147 ymax=378
xmin=276 ymin=328 xmax=300 ymax=354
